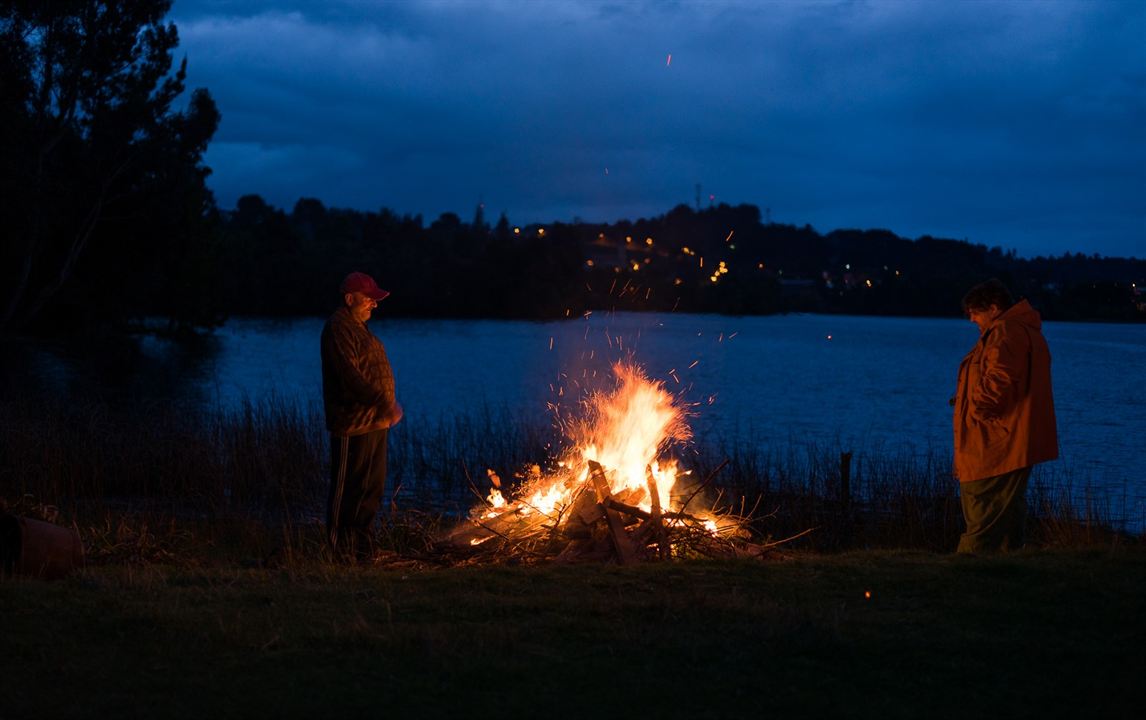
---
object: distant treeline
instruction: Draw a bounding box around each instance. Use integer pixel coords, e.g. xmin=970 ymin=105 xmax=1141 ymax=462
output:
xmin=5 ymin=1 xmax=1142 ymax=338
xmin=212 ymin=196 xmax=1145 ymax=324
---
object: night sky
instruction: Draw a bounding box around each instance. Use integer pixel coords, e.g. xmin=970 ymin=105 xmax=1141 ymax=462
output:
xmin=172 ymin=0 xmax=1144 ymax=259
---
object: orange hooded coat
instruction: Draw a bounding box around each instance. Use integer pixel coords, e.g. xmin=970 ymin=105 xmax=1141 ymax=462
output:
xmin=953 ymin=299 xmax=1059 ymax=482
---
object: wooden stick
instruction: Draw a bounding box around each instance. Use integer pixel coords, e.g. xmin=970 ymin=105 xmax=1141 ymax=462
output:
xmin=679 ymin=458 xmax=729 ymax=512
xmin=461 ymin=460 xmax=490 ymax=507
xmin=646 ymin=464 xmax=669 ymax=560
xmin=587 ymin=460 xmax=638 ymax=565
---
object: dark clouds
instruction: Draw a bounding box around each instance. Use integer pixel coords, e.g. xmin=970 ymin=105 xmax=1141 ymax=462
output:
xmin=172 ymin=0 xmax=1145 ymax=258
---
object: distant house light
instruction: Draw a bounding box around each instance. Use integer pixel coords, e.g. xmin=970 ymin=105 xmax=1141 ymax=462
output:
xmin=537 ymin=227 xmax=546 ymax=237
xmin=586 ymin=259 xmax=595 ymax=267
xmin=625 ymin=236 xmax=632 ymax=243
xmin=514 ymin=227 xmax=521 ymax=234
xmin=645 ymin=237 xmax=653 ymax=246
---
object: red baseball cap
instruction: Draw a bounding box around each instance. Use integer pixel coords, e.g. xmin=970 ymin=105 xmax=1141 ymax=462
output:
xmin=340 ymin=272 xmax=390 ymax=301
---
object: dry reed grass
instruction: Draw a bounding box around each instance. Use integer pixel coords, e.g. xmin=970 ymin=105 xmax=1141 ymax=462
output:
xmin=1 ymin=393 xmax=1138 ymax=565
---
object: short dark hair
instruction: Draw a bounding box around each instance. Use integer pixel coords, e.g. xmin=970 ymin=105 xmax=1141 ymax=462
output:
xmin=962 ymin=278 xmax=1014 ymax=315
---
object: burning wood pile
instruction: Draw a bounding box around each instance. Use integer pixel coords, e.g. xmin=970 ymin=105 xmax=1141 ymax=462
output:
xmin=438 ymin=363 xmax=779 ymax=564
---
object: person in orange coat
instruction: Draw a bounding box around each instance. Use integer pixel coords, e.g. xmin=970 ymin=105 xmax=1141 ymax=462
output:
xmin=953 ymin=279 xmax=1058 ymax=553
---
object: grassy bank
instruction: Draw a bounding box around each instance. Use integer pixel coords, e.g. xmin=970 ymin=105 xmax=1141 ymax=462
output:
xmin=2 ymin=550 xmax=1143 ymax=718
xmin=1 ymin=393 xmax=1137 ymax=555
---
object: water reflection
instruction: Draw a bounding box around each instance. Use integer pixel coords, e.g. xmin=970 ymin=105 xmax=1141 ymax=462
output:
xmin=2 ymin=332 xmax=225 ymax=408
xmin=5 ymin=313 xmax=1145 ymax=531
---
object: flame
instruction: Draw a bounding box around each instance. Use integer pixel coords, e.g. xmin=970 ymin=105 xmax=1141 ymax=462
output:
xmin=487 ymin=487 xmax=506 ymax=509
xmin=482 ymin=363 xmax=692 ymax=520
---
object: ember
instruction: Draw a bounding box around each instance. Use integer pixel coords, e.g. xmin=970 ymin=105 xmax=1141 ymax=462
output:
xmin=443 ymin=362 xmax=777 ymax=563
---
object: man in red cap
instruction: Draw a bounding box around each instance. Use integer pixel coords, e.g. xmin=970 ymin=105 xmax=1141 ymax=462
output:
xmin=320 ymin=271 xmax=403 ymax=562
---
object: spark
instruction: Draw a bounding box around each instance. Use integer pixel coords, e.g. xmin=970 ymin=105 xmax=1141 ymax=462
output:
xmin=549 ymin=336 xmax=554 ymax=350
xmin=688 ymin=360 xmax=699 ymax=369
xmin=666 ymin=53 xmax=672 ymax=66
xmin=728 ymin=332 xmax=738 ymax=339
xmin=725 ymin=230 xmax=734 ymax=243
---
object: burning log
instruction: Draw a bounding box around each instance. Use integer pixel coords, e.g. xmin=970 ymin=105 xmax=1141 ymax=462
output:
xmin=588 ymin=460 xmax=638 ymax=565
xmin=429 ymin=362 xmax=802 ymax=565
xmin=645 ymin=464 xmax=668 ymax=560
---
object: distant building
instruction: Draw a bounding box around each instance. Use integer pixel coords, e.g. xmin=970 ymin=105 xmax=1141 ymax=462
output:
xmin=583 ymin=235 xmax=626 ymax=270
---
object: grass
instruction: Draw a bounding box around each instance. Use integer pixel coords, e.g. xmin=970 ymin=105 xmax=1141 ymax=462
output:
xmin=2 ymin=549 xmax=1143 ymax=718
xmin=3 ymin=394 xmax=1141 ymax=716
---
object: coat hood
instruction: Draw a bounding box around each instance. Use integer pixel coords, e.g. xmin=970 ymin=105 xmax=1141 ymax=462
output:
xmin=993 ymin=299 xmax=1042 ymax=332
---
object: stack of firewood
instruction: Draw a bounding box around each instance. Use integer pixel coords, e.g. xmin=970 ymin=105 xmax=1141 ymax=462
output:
xmin=437 ymin=460 xmax=788 ymax=564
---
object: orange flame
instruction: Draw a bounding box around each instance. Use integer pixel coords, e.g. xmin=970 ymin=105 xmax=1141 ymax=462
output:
xmin=481 ymin=362 xmax=694 ymax=521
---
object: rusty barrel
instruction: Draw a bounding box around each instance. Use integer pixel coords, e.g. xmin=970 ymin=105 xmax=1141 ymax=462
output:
xmin=0 ymin=514 xmax=85 ymax=580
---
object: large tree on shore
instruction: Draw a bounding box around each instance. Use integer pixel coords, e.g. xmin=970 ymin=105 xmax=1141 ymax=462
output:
xmin=0 ymin=0 xmax=219 ymax=335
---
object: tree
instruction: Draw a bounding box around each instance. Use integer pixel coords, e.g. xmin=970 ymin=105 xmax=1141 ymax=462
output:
xmin=0 ymin=0 xmax=219 ymax=334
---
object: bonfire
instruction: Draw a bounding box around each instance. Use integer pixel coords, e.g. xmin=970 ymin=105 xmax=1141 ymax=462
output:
xmin=442 ymin=362 xmax=774 ymax=563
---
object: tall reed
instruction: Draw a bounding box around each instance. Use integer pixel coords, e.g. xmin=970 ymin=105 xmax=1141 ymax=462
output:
xmin=1 ymin=392 xmax=1137 ymax=558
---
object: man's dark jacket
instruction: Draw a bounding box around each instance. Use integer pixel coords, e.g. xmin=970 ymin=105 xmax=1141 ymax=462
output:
xmin=320 ymin=306 xmax=397 ymax=436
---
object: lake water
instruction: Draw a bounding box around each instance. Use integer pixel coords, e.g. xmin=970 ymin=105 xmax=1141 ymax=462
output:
xmin=12 ymin=312 xmax=1146 ymax=528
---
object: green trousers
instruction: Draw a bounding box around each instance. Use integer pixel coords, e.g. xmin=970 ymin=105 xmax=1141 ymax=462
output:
xmin=957 ymin=467 xmax=1032 ymax=554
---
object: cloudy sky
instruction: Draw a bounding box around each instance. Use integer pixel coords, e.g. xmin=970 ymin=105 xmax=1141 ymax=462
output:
xmin=171 ymin=0 xmax=1145 ymax=258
